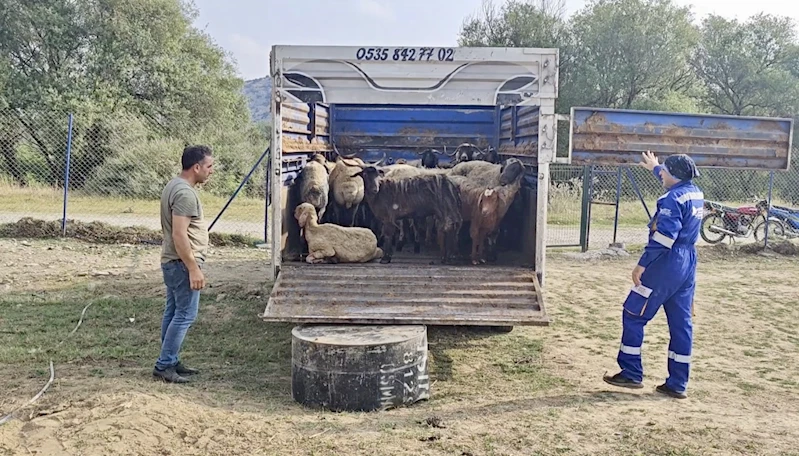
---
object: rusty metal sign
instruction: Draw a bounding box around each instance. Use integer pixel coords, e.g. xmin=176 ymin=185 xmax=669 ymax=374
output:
xmin=569 ymin=107 xmax=794 ymax=170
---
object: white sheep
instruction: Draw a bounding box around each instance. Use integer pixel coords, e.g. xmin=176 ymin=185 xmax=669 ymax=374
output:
xmin=294 ymin=202 xmax=384 ymax=264
xmin=299 ymin=153 xmax=330 ymax=221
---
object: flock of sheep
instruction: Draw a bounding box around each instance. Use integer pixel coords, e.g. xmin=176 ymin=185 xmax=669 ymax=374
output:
xmin=293 ymin=144 xmax=526 ymax=266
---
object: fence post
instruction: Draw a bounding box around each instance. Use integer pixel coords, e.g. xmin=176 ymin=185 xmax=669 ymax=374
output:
xmin=579 ymin=165 xmax=592 ymax=252
xmin=264 ymin=148 xmax=271 ymax=244
xmin=61 ymin=113 xmax=74 ymax=236
xmin=612 ymin=167 xmax=622 ymax=244
xmin=209 ymin=147 xmax=271 ymax=233
xmin=764 ymin=170 xmax=774 ymax=248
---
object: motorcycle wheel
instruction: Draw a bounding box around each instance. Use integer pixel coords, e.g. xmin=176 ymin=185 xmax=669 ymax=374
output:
xmin=700 ymin=213 xmax=727 ymax=244
xmin=754 ymin=219 xmax=787 ymax=244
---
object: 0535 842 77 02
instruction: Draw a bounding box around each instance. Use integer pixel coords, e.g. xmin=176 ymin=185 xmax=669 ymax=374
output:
xmin=354 ymin=47 xmax=454 ymax=62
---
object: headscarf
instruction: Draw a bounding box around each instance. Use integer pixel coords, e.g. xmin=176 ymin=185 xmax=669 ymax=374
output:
xmin=664 ymin=154 xmax=700 ymax=181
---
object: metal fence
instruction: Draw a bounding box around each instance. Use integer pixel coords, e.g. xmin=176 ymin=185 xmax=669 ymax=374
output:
xmin=0 ymin=109 xmax=270 ymax=242
xmin=1 ymin=109 xmax=796 ymax=251
xmin=549 ymin=146 xmax=799 ymax=249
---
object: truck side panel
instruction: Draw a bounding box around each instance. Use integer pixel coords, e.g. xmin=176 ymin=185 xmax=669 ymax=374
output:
xmin=281 ymin=102 xmax=332 ymax=185
xmin=331 ymin=104 xmax=495 ymax=162
xmin=569 ymin=107 xmax=794 ymax=169
xmin=498 ymin=105 xmax=541 ymax=163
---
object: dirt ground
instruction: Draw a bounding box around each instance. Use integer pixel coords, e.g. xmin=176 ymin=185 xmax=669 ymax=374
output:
xmin=1 ymin=237 xmax=798 ymax=456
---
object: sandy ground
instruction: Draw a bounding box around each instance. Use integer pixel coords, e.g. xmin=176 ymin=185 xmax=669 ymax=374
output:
xmin=1 ymin=238 xmax=797 ymax=456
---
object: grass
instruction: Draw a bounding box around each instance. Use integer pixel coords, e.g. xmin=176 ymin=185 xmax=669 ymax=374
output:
xmin=0 ymin=290 xmax=292 ymax=401
xmin=0 ymin=182 xmax=266 ymax=224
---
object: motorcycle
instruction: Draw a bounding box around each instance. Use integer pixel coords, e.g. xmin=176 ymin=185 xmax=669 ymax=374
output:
xmin=700 ymin=199 xmax=768 ymax=244
xmin=754 ymin=203 xmax=799 ymax=242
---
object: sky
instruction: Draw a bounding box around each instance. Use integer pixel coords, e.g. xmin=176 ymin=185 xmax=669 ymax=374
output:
xmin=189 ymin=0 xmax=799 ymax=81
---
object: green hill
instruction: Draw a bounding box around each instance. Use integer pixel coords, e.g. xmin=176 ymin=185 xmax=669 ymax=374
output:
xmin=243 ymin=77 xmax=272 ymax=122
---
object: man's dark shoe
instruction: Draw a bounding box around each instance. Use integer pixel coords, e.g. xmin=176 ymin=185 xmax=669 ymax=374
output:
xmin=175 ymin=362 xmax=199 ymax=376
xmin=656 ymin=383 xmax=687 ymax=399
xmin=603 ymin=372 xmax=644 ymax=389
xmin=153 ymin=367 xmax=189 ymax=383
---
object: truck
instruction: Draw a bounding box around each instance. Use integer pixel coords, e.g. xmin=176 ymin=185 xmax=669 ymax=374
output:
xmin=261 ymin=45 xmax=794 ymax=328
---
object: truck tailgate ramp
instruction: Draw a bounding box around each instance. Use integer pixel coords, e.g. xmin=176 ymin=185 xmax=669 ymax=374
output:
xmin=262 ymin=263 xmax=549 ymax=326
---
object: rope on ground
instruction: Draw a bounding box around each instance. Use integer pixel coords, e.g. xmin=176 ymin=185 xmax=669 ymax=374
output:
xmin=0 ymin=300 xmax=96 ymax=426
xmin=0 ymin=361 xmax=55 ymax=426
xmin=57 ymin=301 xmax=94 ymax=346
xmin=0 ymin=242 xmax=143 ymax=427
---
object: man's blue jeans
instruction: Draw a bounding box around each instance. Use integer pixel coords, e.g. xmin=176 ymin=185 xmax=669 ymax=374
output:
xmin=155 ymin=260 xmax=201 ymax=370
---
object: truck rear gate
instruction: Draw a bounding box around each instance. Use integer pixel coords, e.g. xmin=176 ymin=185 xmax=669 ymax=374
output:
xmin=264 ymin=258 xmax=546 ymax=326
xmin=263 ymin=45 xmax=793 ymax=327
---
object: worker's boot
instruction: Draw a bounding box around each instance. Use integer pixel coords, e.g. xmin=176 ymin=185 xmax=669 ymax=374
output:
xmin=153 ymin=366 xmax=189 ymax=383
xmin=175 ymin=361 xmax=200 ymax=376
xmin=656 ymin=383 xmax=687 ymax=399
xmin=602 ymin=372 xmax=643 ymax=389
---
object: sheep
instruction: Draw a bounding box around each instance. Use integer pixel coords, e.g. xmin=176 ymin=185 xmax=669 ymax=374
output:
xmin=326 ymin=147 xmax=386 ymax=227
xmin=377 ymin=161 xmax=452 ymax=253
xmin=449 ymin=158 xmax=526 ymax=264
xmin=446 ymin=143 xmax=498 ymax=165
xmin=382 ymin=163 xmax=449 ymax=180
xmin=294 ymin=202 xmax=383 ymax=264
xmin=298 ymin=153 xmax=330 ymax=221
xmin=353 ymin=165 xmax=463 ymax=264
xmin=419 ymin=148 xmax=440 ymax=168
xmin=450 ymin=156 xmax=522 ymax=186
xmin=449 ymin=160 xmax=499 ymax=182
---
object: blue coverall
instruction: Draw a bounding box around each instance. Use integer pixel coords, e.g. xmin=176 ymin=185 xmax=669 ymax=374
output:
xmin=617 ymin=165 xmax=703 ymax=393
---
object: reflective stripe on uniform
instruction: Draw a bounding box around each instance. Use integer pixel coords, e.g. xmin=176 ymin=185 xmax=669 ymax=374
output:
xmin=668 ymin=351 xmax=691 ymax=364
xmin=652 ymin=231 xmax=675 ymax=248
xmin=620 ymin=344 xmax=642 ymax=355
xmin=676 ymin=192 xmax=704 ymax=204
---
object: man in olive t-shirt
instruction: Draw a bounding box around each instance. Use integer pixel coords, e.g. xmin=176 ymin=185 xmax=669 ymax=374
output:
xmin=153 ymin=145 xmax=214 ymax=383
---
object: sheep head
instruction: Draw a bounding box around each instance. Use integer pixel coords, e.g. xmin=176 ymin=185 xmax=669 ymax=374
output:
xmin=294 ymin=202 xmax=318 ymax=229
xmin=499 ymin=158 xmax=524 ymax=186
xmin=478 ymin=188 xmax=501 ymax=216
xmin=352 ymin=165 xmax=385 ymax=195
xmin=419 ymin=149 xmax=440 ymax=168
xmin=310 ymin=153 xmax=328 ymax=168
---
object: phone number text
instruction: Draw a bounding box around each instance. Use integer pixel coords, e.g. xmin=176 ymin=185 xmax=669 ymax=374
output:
xmin=355 ymin=47 xmax=455 ymax=62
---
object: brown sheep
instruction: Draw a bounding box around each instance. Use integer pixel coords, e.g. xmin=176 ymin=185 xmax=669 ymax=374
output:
xmin=449 ymin=158 xmax=525 ymax=264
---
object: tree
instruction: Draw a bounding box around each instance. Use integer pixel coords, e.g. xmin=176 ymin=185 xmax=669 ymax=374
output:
xmin=457 ymin=0 xmax=574 ymax=124
xmin=0 ymin=0 xmax=255 ymax=189
xmin=692 ymin=14 xmax=799 ymax=117
xmin=565 ymin=0 xmax=699 ymax=110
xmin=459 ymin=0 xmax=568 ymax=49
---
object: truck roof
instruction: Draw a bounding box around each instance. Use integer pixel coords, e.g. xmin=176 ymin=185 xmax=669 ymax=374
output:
xmin=270 ymin=45 xmax=559 ymax=106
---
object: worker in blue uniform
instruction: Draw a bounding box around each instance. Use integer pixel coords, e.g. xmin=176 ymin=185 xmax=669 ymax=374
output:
xmin=603 ymin=151 xmax=703 ymax=399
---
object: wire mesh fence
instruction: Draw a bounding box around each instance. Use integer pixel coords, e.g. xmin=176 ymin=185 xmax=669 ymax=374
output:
xmin=549 ymin=145 xmax=799 ymax=250
xmin=0 ymin=109 xmax=271 ymax=242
